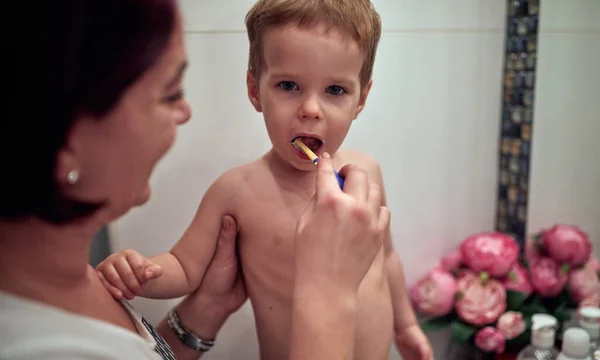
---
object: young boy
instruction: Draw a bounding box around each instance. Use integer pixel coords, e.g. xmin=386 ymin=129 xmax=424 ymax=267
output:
xmin=97 ymin=1 xmax=433 ymax=359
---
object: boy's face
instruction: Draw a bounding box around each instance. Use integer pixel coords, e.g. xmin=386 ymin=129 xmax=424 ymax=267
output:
xmin=247 ymin=23 xmax=372 ymax=171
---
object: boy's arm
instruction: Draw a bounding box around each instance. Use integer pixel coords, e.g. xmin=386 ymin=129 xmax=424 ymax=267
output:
xmin=367 ymin=156 xmax=433 ymax=360
xmin=365 ymin=158 xmax=417 ymax=331
xmin=140 ymin=171 xmax=241 ymax=299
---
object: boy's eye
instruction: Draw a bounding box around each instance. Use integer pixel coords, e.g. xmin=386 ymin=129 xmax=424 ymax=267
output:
xmin=327 ymin=85 xmax=345 ymax=96
xmin=278 ymin=81 xmax=298 ymax=91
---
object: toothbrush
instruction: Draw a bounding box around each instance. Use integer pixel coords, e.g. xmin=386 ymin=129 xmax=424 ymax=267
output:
xmin=292 ymin=138 xmax=345 ymax=189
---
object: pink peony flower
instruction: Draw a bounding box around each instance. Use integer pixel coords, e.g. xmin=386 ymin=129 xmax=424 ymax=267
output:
xmin=441 ymin=248 xmax=462 ymax=272
xmin=525 ymin=238 xmax=542 ymax=262
xmin=540 ymin=224 xmax=591 ymax=267
xmin=529 ymin=256 xmax=568 ymax=297
xmin=588 ymin=256 xmax=600 ymax=273
xmin=455 ymin=271 xmax=507 ymax=326
xmin=410 ymin=268 xmax=458 ymax=317
xmin=475 ymin=326 xmax=506 ymax=354
xmin=497 ymin=311 xmax=526 ymax=340
xmin=501 ymin=262 xmax=533 ymax=297
xmin=460 ymin=232 xmax=519 ymax=277
xmin=568 ymin=265 xmax=600 ymax=303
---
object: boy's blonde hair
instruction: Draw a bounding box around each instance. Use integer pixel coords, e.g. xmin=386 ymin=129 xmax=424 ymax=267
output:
xmin=245 ymin=0 xmax=381 ymax=87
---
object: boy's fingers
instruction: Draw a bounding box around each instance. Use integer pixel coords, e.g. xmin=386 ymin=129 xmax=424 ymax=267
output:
xmin=101 ymin=263 xmax=135 ymax=300
xmin=97 ymin=271 xmax=123 ymax=299
xmin=125 ymin=251 xmax=149 ymax=283
xmin=114 ymin=257 xmax=142 ymax=295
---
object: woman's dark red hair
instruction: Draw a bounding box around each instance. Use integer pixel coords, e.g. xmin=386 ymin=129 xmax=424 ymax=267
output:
xmin=1 ymin=0 xmax=177 ymax=224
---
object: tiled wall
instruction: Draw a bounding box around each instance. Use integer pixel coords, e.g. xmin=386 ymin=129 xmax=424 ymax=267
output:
xmin=526 ymin=0 xmax=600 ymax=249
xmin=495 ymin=0 xmax=541 ymax=247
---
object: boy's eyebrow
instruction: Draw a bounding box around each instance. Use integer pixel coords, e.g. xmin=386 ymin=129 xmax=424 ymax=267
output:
xmin=165 ymin=61 xmax=188 ymax=89
xmin=270 ymin=72 xmax=357 ymax=85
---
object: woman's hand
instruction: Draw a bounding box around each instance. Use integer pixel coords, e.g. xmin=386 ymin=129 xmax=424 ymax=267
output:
xmin=290 ymin=152 xmax=391 ymax=360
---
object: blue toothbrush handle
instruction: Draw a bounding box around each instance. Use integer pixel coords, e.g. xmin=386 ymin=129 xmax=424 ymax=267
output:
xmin=334 ymin=170 xmax=345 ymax=190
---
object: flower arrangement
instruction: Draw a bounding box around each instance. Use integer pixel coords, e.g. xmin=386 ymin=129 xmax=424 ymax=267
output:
xmin=410 ymin=224 xmax=600 ymax=355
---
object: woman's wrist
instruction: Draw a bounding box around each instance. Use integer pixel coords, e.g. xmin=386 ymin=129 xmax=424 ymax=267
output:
xmin=174 ymin=293 xmax=230 ymax=340
xmin=290 ymin=282 xmax=359 ymax=360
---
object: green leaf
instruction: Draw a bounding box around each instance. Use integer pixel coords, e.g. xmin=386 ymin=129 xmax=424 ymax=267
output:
xmin=520 ymin=301 xmax=549 ymax=316
xmin=419 ymin=314 xmax=455 ymax=332
xmin=451 ymin=320 xmax=477 ymax=343
xmin=554 ymin=303 xmax=572 ymax=323
xmin=506 ymin=290 xmax=528 ymax=311
xmin=519 ymin=255 xmax=530 ymax=269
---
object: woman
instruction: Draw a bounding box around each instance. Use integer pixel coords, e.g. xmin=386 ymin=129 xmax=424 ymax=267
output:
xmin=0 ymin=1 xmax=390 ymax=359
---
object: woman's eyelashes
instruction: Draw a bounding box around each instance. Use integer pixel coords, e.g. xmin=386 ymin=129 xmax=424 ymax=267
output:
xmin=164 ymin=89 xmax=184 ymax=103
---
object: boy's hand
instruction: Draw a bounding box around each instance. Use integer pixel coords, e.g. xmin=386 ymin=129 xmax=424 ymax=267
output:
xmin=395 ymin=324 xmax=434 ymax=360
xmin=95 ymin=249 xmax=163 ymax=300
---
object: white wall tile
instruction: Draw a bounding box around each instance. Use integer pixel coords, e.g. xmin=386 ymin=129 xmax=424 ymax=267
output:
xmin=479 ymin=0 xmax=508 ymax=30
xmin=179 ymin=0 xmax=255 ymax=33
xmin=527 ymin=32 xmax=600 ymax=247
xmin=474 ymin=31 xmax=506 ymax=231
xmin=372 ymin=0 xmax=481 ymax=31
xmin=346 ymin=32 xmax=500 ymax=284
xmin=539 ymin=0 xmax=600 ymax=32
xmin=180 ymin=0 xmax=502 ymax=32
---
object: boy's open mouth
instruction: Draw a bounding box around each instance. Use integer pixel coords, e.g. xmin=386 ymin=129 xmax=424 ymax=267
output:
xmin=292 ymin=136 xmax=323 ymax=154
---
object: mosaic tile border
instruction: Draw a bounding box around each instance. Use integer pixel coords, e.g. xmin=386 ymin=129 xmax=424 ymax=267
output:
xmin=495 ymin=0 xmax=540 ymax=249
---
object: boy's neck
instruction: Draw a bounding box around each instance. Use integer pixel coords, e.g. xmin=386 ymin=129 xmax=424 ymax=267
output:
xmin=263 ymin=148 xmax=324 ymax=198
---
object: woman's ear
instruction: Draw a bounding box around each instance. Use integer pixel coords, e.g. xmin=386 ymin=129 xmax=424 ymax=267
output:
xmin=353 ymin=79 xmax=373 ymax=120
xmin=246 ymin=70 xmax=262 ymax=112
xmin=54 ymin=115 xmax=90 ymax=189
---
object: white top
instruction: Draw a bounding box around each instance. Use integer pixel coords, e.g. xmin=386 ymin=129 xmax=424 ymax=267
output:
xmin=560 ymin=327 xmax=591 ymax=359
xmin=531 ymin=313 xmax=558 ymax=348
xmin=0 ymin=291 xmax=176 ymax=360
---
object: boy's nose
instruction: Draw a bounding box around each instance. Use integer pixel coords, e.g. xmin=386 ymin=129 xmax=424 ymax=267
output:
xmin=298 ymin=96 xmax=322 ymax=120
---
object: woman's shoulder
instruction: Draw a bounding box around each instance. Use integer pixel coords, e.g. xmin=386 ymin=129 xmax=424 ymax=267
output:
xmin=0 ymin=291 xmax=163 ymax=360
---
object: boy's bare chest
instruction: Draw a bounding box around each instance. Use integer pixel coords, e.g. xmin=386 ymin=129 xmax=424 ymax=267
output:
xmin=234 ymin=188 xmax=311 ymax=282
xmin=238 ymin=191 xmax=308 ymax=250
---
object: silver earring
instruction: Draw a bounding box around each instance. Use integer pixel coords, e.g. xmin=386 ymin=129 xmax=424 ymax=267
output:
xmin=67 ymin=170 xmax=79 ymax=185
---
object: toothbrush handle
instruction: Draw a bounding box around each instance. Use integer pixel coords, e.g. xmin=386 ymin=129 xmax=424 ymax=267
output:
xmin=334 ymin=170 xmax=344 ymax=190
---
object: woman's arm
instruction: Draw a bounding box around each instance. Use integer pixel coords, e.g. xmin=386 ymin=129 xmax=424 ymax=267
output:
xmin=156 ymin=215 xmax=246 ymax=360
xmin=288 ymin=155 xmax=390 ymax=360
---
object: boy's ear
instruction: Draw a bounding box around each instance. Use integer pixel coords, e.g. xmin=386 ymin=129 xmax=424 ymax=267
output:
xmin=246 ymin=70 xmax=262 ymax=112
xmin=353 ymin=79 xmax=373 ymax=120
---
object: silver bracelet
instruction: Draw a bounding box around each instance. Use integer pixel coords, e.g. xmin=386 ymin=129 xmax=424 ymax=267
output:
xmin=167 ymin=307 xmax=215 ymax=352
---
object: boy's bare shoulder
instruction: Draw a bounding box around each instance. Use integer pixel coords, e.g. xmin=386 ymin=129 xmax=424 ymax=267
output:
xmin=336 ymin=149 xmax=383 ymax=179
xmin=206 ymin=159 xmax=265 ymax=198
